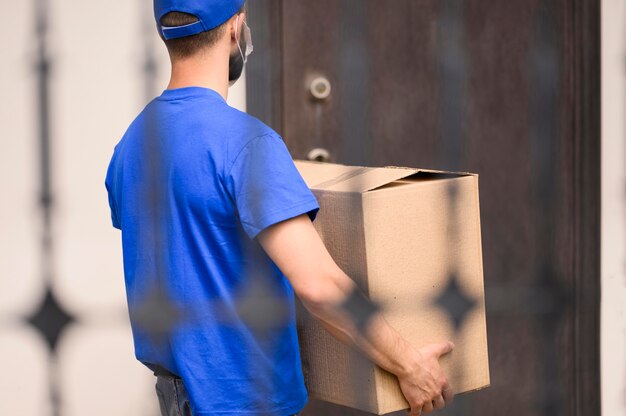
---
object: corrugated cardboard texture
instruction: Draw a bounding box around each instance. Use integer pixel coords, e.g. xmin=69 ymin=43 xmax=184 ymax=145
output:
xmin=294 ymin=160 xmax=490 ymax=415
xmin=296 ymin=190 xmax=377 ymax=411
xmin=365 ymin=174 xmax=489 ymax=413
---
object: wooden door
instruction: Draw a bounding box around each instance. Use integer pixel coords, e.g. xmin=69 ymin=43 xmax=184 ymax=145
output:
xmin=247 ymin=1 xmax=600 ymax=415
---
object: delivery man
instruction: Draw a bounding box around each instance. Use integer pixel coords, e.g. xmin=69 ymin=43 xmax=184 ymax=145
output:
xmin=105 ymin=1 xmax=454 ymax=415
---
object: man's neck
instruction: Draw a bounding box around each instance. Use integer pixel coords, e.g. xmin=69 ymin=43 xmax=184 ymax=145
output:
xmin=166 ymin=44 xmax=231 ymax=101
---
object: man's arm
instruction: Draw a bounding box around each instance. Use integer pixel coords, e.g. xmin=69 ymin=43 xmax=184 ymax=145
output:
xmin=257 ymin=213 xmax=454 ymax=415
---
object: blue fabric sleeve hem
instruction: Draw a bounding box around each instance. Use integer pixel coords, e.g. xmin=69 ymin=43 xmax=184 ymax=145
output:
xmin=243 ymin=198 xmax=320 ymax=240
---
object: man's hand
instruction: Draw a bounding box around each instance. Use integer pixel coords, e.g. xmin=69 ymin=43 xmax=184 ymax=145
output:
xmin=257 ymin=214 xmax=455 ymax=414
xmin=398 ymin=342 xmax=455 ymax=415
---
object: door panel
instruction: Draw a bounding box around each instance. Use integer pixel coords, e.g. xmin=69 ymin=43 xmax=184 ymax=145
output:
xmin=247 ymin=1 xmax=600 ymax=415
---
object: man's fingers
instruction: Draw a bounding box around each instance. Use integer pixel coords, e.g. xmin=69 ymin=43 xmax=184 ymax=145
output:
xmin=442 ymin=385 xmax=455 ymax=404
xmin=422 ymin=400 xmax=434 ymax=413
xmin=408 ymin=405 xmax=422 ymax=416
xmin=433 ymin=340 xmax=455 ymax=357
xmin=432 ymin=395 xmax=445 ymax=410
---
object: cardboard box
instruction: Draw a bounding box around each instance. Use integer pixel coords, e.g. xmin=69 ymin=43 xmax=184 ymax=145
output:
xmin=294 ymin=160 xmax=490 ymax=415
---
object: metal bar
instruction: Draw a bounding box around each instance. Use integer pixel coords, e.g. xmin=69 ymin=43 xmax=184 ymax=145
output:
xmin=529 ymin=2 xmax=567 ymax=415
xmin=33 ymin=2 xmax=63 ymax=416
xmin=246 ymin=0 xmax=284 ymax=133
xmin=436 ymin=1 xmax=473 ymax=415
xmin=35 ymin=0 xmax=53 ymax=283
xmin=141 ymin=0 xmax=159 ymax=101
xmin=339 ymin=0 xmax=372 ymax=166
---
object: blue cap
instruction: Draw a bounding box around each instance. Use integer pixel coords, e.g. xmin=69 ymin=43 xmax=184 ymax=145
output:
xmin=154 ymin=0 xmax=246 ymax=40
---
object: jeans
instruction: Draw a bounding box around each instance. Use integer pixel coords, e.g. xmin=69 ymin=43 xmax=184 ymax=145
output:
xmin=155 ymin=375 xmax=192 ymax=416
xmin=155 ymin=375 xmax=299 ymax=416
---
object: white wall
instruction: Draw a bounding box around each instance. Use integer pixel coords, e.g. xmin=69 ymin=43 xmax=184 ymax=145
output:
xmin=0 ymin=0 xmax=246 ymax=414
xmin=601 ymin=1 xmax=626 ymax=416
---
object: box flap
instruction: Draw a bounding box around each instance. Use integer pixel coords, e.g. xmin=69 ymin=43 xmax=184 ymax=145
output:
xmin=294 ymin=160 xmax=358 ymax=188
xmin=295 ymin=160 xmax=419 ymax=193
xmin=323 ymin=166 xmax=419 ymax=193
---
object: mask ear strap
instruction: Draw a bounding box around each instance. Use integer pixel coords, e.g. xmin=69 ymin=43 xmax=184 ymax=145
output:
xmin=234 ymin=14 xmax=246 ymax=63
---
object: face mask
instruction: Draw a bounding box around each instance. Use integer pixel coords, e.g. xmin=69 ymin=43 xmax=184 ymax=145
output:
xmin=229 ymin=15 xmax=254 ymax=86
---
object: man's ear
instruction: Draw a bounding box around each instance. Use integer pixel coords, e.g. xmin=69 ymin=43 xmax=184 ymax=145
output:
xmin=230 ymin=12 xmax=245 ymax=41
xmin=230 ymin=14 xmax=239 ymax=41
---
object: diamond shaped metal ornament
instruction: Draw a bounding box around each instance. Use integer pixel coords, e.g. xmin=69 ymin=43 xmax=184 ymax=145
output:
xmin=339 ymin=286 xmax=381 ymax=336
xmin=234 ymin=277 xmax=292 ymax=333
xmin=433 ymin=271 xmax=477 ymax=330
xmin=27 ymin=286 xmax=74 ymax=351
xmin=132 ymin=281 xmax=183 ymax=346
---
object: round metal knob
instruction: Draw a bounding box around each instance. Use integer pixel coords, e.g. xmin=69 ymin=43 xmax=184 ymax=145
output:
xmin=309 ymin=77 xmax=332 ymax=100
xmin=307 ymin=148 xmax=331 ymax=163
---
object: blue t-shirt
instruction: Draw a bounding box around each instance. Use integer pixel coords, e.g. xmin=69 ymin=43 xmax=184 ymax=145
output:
xmin=105 ymin=87 xmax=320 ymax=416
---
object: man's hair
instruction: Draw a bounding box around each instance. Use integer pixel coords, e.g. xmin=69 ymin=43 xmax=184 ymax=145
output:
xmin=160 ymin=11 xmax=231 ymax=60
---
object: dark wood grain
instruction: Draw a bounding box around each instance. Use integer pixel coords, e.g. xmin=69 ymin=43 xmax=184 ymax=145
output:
xmin=281 ymin=0 xmax=342 ymax=157
xmin=247 ymin=1 xmax=601 ymax=415
xmin=562 ymin=0 xmax=602 ymax=414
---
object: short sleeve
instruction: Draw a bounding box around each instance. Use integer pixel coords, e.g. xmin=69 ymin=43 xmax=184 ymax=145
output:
xmin=107 ymin=190 xmax=122 ymax=230
xmin=225 ymin=133 xmax=320 ymax=240
xmin=105 ymin=154 xmax=122 ymax=230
